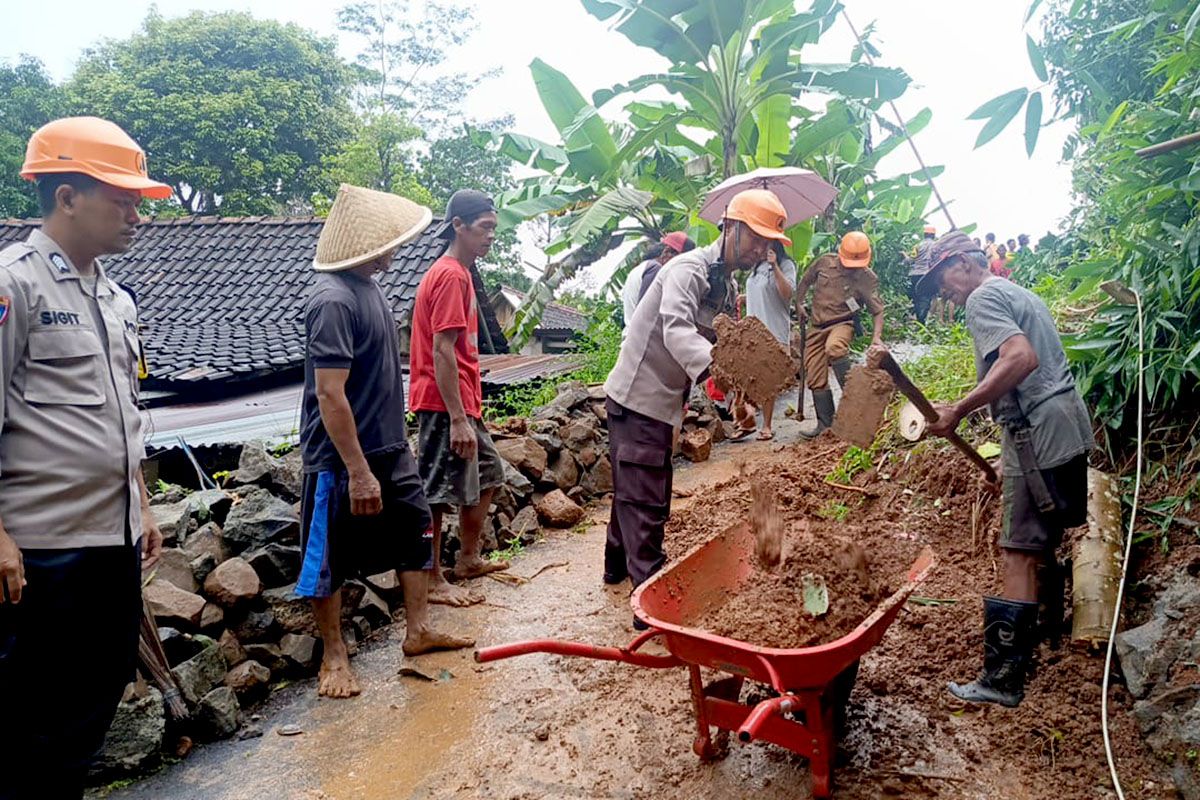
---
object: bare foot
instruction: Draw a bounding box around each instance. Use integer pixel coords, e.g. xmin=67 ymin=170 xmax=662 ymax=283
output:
xmin=427 ymin=580 xmax=484 ymax=607
xmin=453 ymin=558 xmax=510 ymax=580
xmin=317 ymin=650 xmax=361 ymax=699
xmin=402 ymin=627 xmax=476 ymax=657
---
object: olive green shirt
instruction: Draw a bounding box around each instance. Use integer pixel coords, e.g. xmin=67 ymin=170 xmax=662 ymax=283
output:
xmin=0 ymin=229 xmax=146 ymax=549
xmin=797 ymin=253 xmax=885 ymax=328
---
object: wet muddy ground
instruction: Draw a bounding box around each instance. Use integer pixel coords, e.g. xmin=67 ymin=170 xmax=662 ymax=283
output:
xmin=94 ymin=433 xmax=1172 ymax=800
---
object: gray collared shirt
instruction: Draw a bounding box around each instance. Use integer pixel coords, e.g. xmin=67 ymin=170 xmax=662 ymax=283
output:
xmin=0 ymin=229 xmax=146 ymax=549
xmin=605 ymin=242 xmax=733 ymax=427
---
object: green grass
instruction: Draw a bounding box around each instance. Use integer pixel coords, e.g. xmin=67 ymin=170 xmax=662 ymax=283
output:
xmin=827 ymin=446 xmax=875 ymax=484
xmin=817 ymin=500 xmax=851 ymax=522
xmin=488 ymin=536 xmax=529 ymax=562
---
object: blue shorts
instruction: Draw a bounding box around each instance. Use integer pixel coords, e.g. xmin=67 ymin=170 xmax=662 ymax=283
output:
xmin=297 ymin=446 xmax=433 ymax=599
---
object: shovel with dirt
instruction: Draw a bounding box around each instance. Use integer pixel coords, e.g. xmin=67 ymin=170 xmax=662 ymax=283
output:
xmin=710 ymin=314 xmax=798 ymax=409
xmin=831 ymin=345 xmax=998 ymax=485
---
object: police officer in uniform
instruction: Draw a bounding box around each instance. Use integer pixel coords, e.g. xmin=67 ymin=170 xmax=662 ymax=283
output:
xmin=0 ymin=117 xmax=167 ymax=800
xmin=603 ymin=190 xmax=790 ymax=618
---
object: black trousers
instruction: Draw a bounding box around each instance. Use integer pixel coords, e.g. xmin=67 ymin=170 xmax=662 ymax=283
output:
xmin=604 ymin=399 xmax=674 ymax=587
xmin=910 ymin=275 xmax=932 ymax=323
xmin=0 ymin=545 xmax=142 ymax=800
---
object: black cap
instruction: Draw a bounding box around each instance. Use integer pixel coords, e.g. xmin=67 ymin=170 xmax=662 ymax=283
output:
xmin=436 ymin=189 xmax=496 ymax=240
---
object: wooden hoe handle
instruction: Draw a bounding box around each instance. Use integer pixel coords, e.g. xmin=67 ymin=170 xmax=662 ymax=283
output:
xmin=874 ymin=352 xmax=999 ymax=485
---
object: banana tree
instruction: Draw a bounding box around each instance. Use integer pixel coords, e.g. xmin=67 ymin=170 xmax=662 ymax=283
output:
xmin=582 ymin=0 xmax=911 ymax=178
xmin=474 ymin=58 xmax=706 ymax=346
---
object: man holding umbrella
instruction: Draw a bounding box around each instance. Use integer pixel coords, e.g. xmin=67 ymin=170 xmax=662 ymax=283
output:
xmin=603 ymin=189 xmax=790 ymax=611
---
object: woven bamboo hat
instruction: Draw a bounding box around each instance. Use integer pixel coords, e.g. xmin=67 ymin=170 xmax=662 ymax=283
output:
xmin=313 ymin=184 xmax=433 ymax=272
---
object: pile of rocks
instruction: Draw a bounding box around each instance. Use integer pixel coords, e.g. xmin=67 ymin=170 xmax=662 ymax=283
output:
xmin=96 ymin=443 xmax=388 ymax=774
xmin=97 ymin=382 xmax=623 ymax=774
xmin=484 ymin=381 xmax=614 ymax=539
xmin=1116 ymin=568 xmax=1200 ymax=799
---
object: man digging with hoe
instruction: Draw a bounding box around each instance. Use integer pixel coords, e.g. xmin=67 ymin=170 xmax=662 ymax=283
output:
xmin=298 ymin=184 xmax=473 ymax=699
xmin=917 ymin=231 xmax=1093 ymax=707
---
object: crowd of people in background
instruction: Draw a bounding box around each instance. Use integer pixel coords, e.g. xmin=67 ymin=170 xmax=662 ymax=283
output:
xmin=909 ymin=227 xmax=1035 ymax=323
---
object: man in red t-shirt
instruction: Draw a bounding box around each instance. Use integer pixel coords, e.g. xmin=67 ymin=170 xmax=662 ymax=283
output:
xmin=410 ymin=189 xmax=509 ymax=606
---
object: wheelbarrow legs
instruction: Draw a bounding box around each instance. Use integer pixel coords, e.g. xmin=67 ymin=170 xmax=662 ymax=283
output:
xmin=687 ymin=665 xmax=744 ymax=761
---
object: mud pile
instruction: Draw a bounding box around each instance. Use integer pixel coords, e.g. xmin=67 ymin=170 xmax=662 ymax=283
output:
xmin=831 ymin=365 xmax=895 ymax=447
xmin=697 ymin=520 xmax=920 ymax=648
xmin=710 ymin=314 xmax=797 ymax=407
xmin=663 ymin=439 xmax=1168 ymax=799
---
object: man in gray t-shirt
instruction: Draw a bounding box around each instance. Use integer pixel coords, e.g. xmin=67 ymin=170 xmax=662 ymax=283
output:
xmin=916 ymin=231 xmax=1092 ymax=709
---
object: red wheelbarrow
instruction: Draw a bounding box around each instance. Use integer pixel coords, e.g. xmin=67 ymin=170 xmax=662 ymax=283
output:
xmin=475 ymin=522 xmax=935 ymax=798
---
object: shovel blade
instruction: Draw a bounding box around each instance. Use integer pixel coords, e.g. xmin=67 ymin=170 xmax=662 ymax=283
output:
xmin=831 ymin=366 xmax=895 ymax=448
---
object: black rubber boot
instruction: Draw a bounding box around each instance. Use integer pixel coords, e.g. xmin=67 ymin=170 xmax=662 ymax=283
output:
xmin=800 ymin=389 xmax=835 ymax=439
xmin=947 ymin=596 xmax=1038 ymax=708
xmin=1037 ymin=558 xmax=1066 ymax=649
xmin=831 ymin=356 xmax=852 ymax=390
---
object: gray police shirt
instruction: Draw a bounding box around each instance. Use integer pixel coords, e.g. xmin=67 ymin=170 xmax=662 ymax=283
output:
xmin=301 ymin=272 xmax=409 ymax=474
xmin=964 ymin=277 xmax=1093 ymax=476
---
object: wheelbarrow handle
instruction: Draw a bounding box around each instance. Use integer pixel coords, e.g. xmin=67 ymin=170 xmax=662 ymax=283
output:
xmin=475 ymin=637 xmax=682 ymax=669
xmin=737 ymin=694 xmax=801 ymax=744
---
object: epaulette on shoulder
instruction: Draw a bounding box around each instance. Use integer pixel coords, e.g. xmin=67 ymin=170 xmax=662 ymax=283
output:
xmin=0 ymin=242 xmax=35 ymax=270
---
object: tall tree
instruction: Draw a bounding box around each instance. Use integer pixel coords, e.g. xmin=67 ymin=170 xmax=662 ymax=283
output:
xmin=0 ymin=57 xmax=66 ymax=218
xmin=336 ymin=1 xmax=494 ymax=136
xmin=67 ymin=11 xmax=355 ymax=215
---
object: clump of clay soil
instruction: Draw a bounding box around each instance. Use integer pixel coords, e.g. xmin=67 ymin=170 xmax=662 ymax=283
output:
xmin=710 ymin=314 xmax=797 ymax=407
xmin=696 ymin=518 xmax=918 ymax=649
xmin=751 ymin=482 xmax=784 ymax=569
xmin=831 ymin=366 xmax=894 ymax=447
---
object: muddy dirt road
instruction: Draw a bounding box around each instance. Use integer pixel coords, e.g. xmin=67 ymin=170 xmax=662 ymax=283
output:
xmin=96 ymin=435 xmax=1168 ymax=800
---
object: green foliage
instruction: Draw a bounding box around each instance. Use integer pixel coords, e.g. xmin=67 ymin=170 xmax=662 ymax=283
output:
xmin=817 ymin=500 xmax=851 ymax=522
xmin=320 ymin=110 xmax=432 ymax=209
xmin=899 ymin=324 xmax=978 ymax=404
xmin=492 ymin=1 xmax=924 ymax=346
xmin=971 ymin=0 xmax=1200 ymax=443
xmin=0 ymin=56 xmax=65 ymax=218
xmin=828 ymin=445 xmax=875 ymax=484
xmin=335 ymin=0 xmax=489 ymax=136
xmin=484 ymin=308 xmax=622 ymax=420
xmin=68 ymin=11 xmax=356 ymax=214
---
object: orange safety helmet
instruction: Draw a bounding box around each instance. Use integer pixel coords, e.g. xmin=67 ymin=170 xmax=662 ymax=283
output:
xmin=724 ymin=189 xmax=791 ymax=246
xmin=838 ymin=231 xmax=872 ymax=268
xmin=923 ymin=224 xmax=937 ymax=236
xmin=21 ymin=117 xmax=172 ymax=199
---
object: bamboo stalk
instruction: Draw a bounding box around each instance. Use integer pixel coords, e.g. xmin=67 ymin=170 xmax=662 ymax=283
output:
xmin=1071 ymin=469 xmax=1124 ymax=647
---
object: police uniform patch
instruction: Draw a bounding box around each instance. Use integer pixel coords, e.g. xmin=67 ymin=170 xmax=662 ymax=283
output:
xmin=49 ymin=253 xmax=70 ymax=274
xmin=0 ymin=296 xmax=9 ymax=327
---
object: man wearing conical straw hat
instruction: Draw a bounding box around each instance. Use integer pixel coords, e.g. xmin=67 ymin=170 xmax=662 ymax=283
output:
xmin=298 ymin=184 xmax=473 ymax=699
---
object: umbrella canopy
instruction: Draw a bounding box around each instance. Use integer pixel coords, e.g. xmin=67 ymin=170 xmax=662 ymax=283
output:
xmin=699 ymin=167 xmax=837 ymax=227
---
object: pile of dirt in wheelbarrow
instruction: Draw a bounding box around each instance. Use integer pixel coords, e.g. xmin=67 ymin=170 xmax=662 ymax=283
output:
xmin=662 ymin=439 xmax=1170 ymax=799
xmin=695 ymin=507 xmax=923 ymax=648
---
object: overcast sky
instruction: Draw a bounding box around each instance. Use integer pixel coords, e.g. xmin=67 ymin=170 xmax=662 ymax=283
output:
xmin=4 ymin=0 xmax=1071 ymax=287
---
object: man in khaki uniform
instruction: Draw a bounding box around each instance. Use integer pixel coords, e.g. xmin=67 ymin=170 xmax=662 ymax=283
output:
xmin=0 ymin=117 xmax=166 ymax=800
xmin=796 ymin=231 xmax=885 ymax=438
xmin=604 ymin=190 xmax=790 ymax=623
